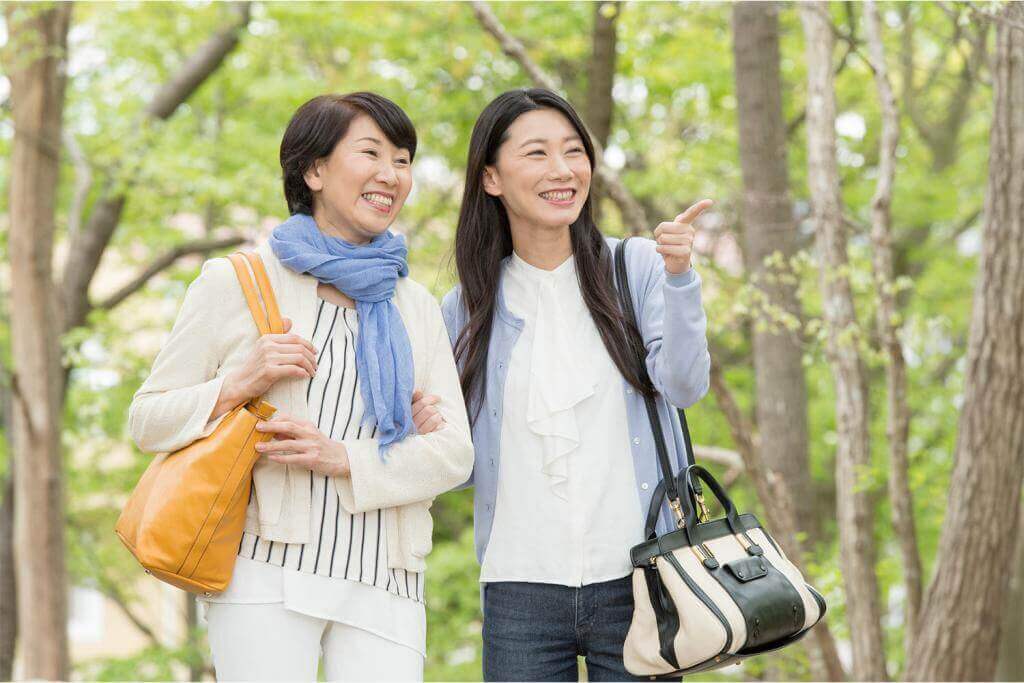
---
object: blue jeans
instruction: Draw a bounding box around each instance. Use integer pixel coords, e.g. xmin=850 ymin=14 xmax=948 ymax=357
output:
xmin=482 ymin=575 xmax=647 ymax=682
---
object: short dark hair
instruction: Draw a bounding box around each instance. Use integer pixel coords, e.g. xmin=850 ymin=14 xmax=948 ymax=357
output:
xmin=279 ymin=92 xmax=418 ymax=215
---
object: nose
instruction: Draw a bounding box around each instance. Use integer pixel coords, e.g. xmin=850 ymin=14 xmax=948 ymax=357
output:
xmin=547 ymin=153 xmax=573 ymax=181
xmin=374 ymin=162 xmax=399 ymax=186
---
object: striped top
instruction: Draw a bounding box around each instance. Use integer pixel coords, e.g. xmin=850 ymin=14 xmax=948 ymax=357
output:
xmin=237 ymin=300 xmax=424 ymax=603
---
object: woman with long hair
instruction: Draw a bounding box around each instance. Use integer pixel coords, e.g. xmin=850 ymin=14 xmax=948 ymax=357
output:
xmin=129 ymin=92 xmax=471 ymax=681
xmin=440 ymin=88 xmax=712 ymax=681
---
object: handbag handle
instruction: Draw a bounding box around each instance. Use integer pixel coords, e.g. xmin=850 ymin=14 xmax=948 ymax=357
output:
xmin=613 ymin=238 xmax=700 ymax=537
xmin=226 ymin=252 xmax=285 ymax=407
xmin=679 ymin=464 xmax=763 ymax=556
xmin=678 ymin=464 xmax=740 ymax=533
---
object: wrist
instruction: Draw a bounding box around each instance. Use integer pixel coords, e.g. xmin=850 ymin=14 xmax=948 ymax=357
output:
xmin=221 ymin=373 xmax=248 ymax=406
xmin=332 ymin=441 xmax=351 ymax=478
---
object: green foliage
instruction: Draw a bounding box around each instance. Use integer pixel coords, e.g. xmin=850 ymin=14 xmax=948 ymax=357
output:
xmin=0 ymin=1 xmax=990 ymax=679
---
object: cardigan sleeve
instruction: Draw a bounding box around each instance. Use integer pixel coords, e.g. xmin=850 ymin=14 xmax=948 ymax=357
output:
xmin=127 ymin=257 xmax=237 ymax=454
xmin=333 ymin=295 xmax=475 ymax=513
xmin=630 ymin=237 xmax=711 ymax=409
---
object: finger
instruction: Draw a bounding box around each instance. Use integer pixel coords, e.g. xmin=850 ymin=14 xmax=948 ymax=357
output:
xmin=267 ymin=365 xmax=312 ymax=383
xmin=674 ymin=198 xmax=713 ymax=224
xmin=256 ymin=438 xmax=305 ymax=454
xmin=655 ymin=244 xmax=693 ymax=258
xmin=268 ymin=334 xmax=317 ymax=356
xmin=655 ymin=232 xmax=694 ymax=246
xmin=267 ymin=453 xmax=314 ymax=468
xmin=412 ymin=389 xmax=423 ymax=402
xmin=272 ymin=353 xmax=316 ymax=377
xmin=282 ymin=317 xmax=292 ymax=333
xmin=653 ymin=221 xmax=680 ymax=239
xmin=256 ymin=419 xmax=299 ymax=435
xmin=422 ymin=413 xmax=445 ymax=433
xmin=412 ymin=396 xmax=439 ymax=420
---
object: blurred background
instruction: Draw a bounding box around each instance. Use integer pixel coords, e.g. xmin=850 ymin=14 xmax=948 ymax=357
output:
xmin=1 ymin=1 xmax=1022 ymax=680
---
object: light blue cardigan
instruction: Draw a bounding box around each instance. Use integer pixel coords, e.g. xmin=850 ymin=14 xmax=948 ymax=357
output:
xmin=440 ymin=236 xmax=711 ymax=566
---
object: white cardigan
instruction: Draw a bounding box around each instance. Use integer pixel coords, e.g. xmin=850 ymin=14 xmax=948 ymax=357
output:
xmin=128 ymin=241 xmax=474 ymax=572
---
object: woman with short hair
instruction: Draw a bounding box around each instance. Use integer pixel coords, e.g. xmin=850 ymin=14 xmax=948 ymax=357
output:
xmin=129 ymin=92 xmax=472 ymax=681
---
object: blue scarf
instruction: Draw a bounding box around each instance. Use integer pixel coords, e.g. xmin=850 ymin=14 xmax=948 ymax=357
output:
xmin=269 ymin=213 xmax=413 ymax=454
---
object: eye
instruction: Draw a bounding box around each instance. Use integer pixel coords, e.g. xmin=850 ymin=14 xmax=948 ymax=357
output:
xmin=567 ymin=146 xmax=585 ymax=155
xmin=395 ymin=157 xmax=411 ymax=166
xmin=526 ymin=149 xmax=546 ymax=157
xmin=363 ymin=149 xmax=379 ymax=157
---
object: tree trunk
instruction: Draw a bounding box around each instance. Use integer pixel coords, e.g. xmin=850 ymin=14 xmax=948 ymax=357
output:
xmin=3 ymin=2 xmax=74 ymax=678
xmin=731 ymin=0 xmax=817 ymax=542
xmin=0 ymin=471 xmax=15 ymax=681
xmin=996 ymin=504 xmax=1024 ymax=681
xmin=585 ymin=1 xmax=619 ymax=226
xmin=863 ymin=0 xmax=923 ymax=662
xmin=906 ymin=6 xmax=1024 ymax=679
xmin=799 ymin=3 xmax=888 ymax=680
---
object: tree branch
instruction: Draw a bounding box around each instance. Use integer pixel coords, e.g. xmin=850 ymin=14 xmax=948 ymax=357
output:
xmin=469 ymin=0 xmax=650 ymax=231
xmin=62 ymin=129 xmax=92 ymax=238
xmin=864 ymin=1 xmax=924 ymax=664
xmin=59 ymin=2 xmax=252 ymax=335
xmin=96 ymin=235 xmax=248 ymax=312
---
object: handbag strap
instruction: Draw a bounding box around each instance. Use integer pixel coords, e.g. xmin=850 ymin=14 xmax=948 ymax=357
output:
xmin=613 ymin=237 xmax=700 ymax=536
xmin=243 ymin=252 xmax=285 ymax=334
xmin=226 ymin=252 xmax=285 ymax=336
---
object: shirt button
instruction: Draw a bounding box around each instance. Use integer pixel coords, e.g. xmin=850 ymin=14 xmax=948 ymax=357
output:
xmin=498 ymin=363 xmax=504 ymax=369
xmin=633 ymin=437 xmax=640 ymax=445
xmin=627 ymin=388 xmax=634 ymax=394
xmin=641 ymin=482 xmax=649 ymax=490
xmin=490 ymin=459 xmax=495 ymax=467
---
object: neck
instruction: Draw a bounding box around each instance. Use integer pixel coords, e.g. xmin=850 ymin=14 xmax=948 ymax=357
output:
xmin=508 ymin=216 xmax=572 ymax=271
xmin=312 ymin=206 xmax=372 ymax=246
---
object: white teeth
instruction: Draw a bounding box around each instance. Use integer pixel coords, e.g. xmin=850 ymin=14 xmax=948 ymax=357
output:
xmin=362 ymin=193 xmax=393 ymax=207
xmin=540 ymin=190 xmax=574 ymax=201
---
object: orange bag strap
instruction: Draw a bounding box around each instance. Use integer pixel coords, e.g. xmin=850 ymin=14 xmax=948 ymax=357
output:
xmin=226 ymin=253 xmax=272 ymax=336
xmin=243 ymin=252 xmax=285 ymax=335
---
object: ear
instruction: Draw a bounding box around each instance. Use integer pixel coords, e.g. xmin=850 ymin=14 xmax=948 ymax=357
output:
xmin=482 ymin=165 xmax=502 ymax=197
xmin=303 ymin=160 xmax=325 ymax=193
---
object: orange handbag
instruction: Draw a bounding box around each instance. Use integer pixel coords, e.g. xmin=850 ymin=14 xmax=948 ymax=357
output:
xmin=116 ymin=252 xmax=283 ymax=595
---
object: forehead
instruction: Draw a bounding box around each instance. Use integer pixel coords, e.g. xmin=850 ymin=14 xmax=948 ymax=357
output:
xmin=339 ymin=114 xmax=407 ymax=153
xmin=506 ymin=108 xmax=580 ymax=143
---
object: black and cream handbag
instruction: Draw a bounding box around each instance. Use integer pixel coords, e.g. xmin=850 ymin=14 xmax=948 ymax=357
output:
xmin=613 ymin=238 xmax=827 ymax=677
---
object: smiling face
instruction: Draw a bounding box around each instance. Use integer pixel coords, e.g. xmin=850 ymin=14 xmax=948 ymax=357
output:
xmin=482 ymin=108 xmax=592 ymax=232
xmin=304 ymin=114 xmax=413 ymax=244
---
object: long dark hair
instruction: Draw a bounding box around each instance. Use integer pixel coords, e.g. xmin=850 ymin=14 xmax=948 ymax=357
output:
xmin=453 ymin=88 xmax=654 ymax=422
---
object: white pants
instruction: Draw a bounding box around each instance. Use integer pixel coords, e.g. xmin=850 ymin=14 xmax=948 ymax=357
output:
xmin=205 ymin=602 xmax=424 ymax=681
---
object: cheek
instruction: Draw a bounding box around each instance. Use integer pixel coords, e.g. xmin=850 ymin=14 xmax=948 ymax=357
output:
xmin=573 ymin=161 xmax=593 ymax=187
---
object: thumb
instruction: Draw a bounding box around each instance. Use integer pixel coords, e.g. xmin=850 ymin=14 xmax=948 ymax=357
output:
xmin=281 ymin=317 xmax=293 ymax=332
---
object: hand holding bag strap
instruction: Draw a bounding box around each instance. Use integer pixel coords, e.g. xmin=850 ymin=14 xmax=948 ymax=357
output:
xmin=614 ymin=237 xmax=700 ymax=537
xmin=226 ymin=252 xmax=285 ymax=409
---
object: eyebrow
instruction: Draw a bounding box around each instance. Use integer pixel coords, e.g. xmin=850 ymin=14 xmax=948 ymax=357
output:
xmin=354 ymin=136 xmax=383 ymax=144
xmin=519 ymin=135 xmax=582 ymax=149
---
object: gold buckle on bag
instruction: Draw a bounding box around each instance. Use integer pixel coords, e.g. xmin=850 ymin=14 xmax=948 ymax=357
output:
xmin=695 ymin=491 xmax=711 ymax=524
xmin=669 ymin=497 xmax=685 ymax=528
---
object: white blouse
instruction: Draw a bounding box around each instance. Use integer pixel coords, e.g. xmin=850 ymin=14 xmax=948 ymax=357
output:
xmin=479 ymin=252 xmax=644 ymax=587
xmin=201 ymin=300 xmax=425 ymax=657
